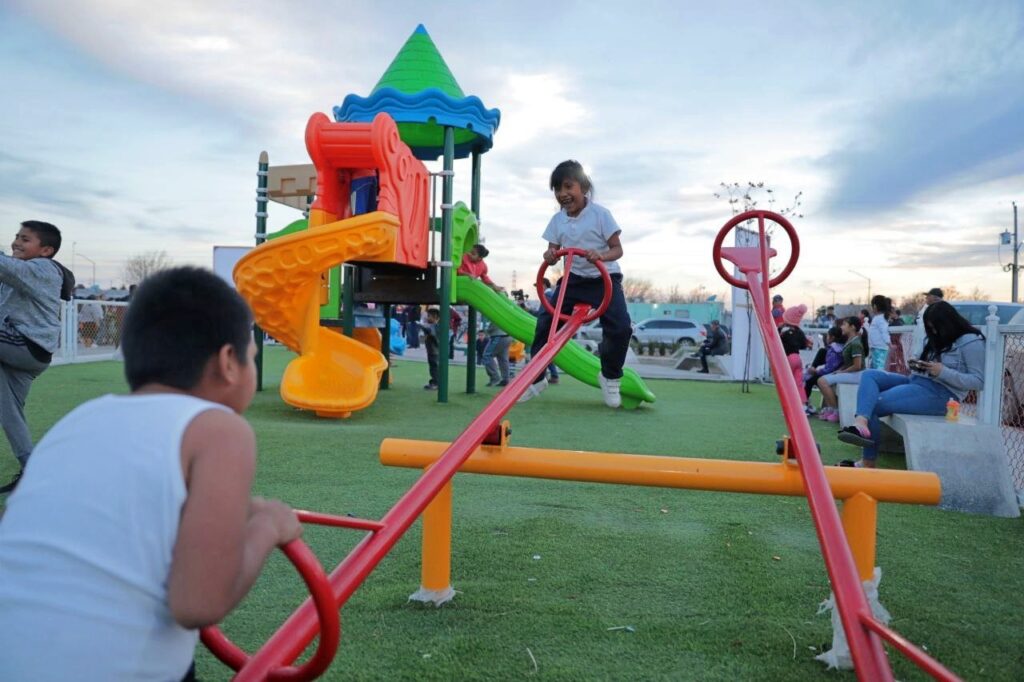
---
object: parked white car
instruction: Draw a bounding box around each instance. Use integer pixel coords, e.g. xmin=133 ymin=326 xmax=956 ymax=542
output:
xmin=631 ymin=317 xmax=706 ymax=348
xmin=949 ymin=301 xmax=1024 ymax=325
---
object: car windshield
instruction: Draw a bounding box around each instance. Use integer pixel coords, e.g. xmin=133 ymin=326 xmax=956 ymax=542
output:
xmin=952 ymin=304 xmax=1023 ymax=325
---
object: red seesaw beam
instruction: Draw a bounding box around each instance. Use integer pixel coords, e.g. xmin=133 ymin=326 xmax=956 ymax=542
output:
xmin=229 ymin=254 xmax=606 ymax=681
xmin=716 ymin=210 xmax=958 ymax=682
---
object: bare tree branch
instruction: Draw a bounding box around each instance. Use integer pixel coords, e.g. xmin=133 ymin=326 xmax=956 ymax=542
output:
xmin=123 ymin=250 xmax=173 ymax=286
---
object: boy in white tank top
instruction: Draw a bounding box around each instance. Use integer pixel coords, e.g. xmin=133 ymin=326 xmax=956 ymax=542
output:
xmin=0 ymin=267 xmax=302 ymax=681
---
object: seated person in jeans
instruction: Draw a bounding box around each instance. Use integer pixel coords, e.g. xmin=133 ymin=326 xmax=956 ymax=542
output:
xmin=698 ymin=320 xmax=728 ymax=373
xmin=837 ymin=301 xmax=984 ymax=467
xmin=816 ymin=316 xmax=866 ymax=422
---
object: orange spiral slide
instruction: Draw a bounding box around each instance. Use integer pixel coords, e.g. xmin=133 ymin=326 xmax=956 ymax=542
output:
xmin=233 ymin=113 xmax=430 ymax=417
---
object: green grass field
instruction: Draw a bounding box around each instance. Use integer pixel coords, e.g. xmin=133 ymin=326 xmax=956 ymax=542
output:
xmin=2 ymin=347 xmax=1022 ymax=680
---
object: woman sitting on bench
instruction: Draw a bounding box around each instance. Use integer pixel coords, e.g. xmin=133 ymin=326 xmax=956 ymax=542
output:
xmin=837 ymin=301 xmax=984 ymax=467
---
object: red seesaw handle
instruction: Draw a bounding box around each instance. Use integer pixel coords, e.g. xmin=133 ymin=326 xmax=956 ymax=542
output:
xmin=711 ymin=210 xmax=800 ymax=289
xmin=535 ymin=247 xmax=613 ymax=324
xmin=201 ymin=537 xmax=340 ymax=682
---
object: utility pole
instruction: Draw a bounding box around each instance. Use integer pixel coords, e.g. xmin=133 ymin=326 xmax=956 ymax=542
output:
xmin=1014 ymin=201 xmax=1019 ymax=303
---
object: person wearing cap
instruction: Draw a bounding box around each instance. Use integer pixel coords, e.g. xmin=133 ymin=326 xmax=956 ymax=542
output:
xmin=779 ymin=304 xmax=810 ymax=402
xmin=771 ymin=294 xmax=785 ymax=328
xmin=911 ymin=287 xmax=944 ymax=358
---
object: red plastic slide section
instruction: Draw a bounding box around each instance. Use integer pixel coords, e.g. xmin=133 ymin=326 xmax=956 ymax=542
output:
xmin=305 ymin=112 xmax=430 ymax=267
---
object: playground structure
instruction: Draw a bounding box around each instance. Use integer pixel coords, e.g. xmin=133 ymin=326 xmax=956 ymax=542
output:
xmin=202 ymin=215 xmax=964 ymax=681
xmin=235 ymin=24 xmax=654 ymax=417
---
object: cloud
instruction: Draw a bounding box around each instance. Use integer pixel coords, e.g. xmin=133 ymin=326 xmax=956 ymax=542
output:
xmin=818 ymin=7 xmax=1024 ymax=216
xmin=821 ymin=86 xmax=1024 ymax=215
xmin=0 ymin=150 xmax=113 ymax=218
xmin=887 ymin=242 xmax=1004 ymax=270
xmin=10 ymin=0 xmax=376 ymax=135
xmin=490 ymin=72 xmax=591 ymax=149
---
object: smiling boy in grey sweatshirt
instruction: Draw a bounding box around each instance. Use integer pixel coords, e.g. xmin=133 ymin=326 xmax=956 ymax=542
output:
xmin=0 ymin=220 xmax=73 ymax=494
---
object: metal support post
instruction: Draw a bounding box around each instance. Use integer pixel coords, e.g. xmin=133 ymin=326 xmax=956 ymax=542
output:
xmin=437 ymin=127 xmax=455 ymax=403
xmin=254 ymin=152 xmax=269 ymax=390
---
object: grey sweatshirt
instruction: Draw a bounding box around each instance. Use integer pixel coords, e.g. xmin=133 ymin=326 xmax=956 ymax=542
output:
xmin=0 ymin=255 xmax=63 ymax=353
xmin=932 ymin=333 xmax=985 ymax=401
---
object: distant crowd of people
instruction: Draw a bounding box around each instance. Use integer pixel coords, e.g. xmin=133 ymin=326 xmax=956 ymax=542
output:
xmin=776 ymin=286 xmax=986 ymax=468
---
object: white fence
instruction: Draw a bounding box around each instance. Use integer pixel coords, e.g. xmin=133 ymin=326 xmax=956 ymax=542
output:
xmin=52 ymin=300 xmax=129 ymax=365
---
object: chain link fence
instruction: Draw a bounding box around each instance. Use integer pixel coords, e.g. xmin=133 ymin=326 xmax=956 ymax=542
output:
xmin=53 ymin=300 xmax=129 ymax=365
xmin=1000 ymin=332 xmax=1024 ymax=491
xmin=895 ymin=325 xmax=1023 ymax=492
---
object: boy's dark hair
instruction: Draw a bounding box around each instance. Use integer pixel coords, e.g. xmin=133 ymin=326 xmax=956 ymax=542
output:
xmin=20 ymin=220 xmax=62 ymax=256
xmin=426 ymin=307 xmax=440 ymax=319
xmin=472 ymin=243 xmax=489 ymax=258
xmin=549 ymin=160 xmax=593 ymax=195
xmin=122 ymin=266 xmax=253 ymax=391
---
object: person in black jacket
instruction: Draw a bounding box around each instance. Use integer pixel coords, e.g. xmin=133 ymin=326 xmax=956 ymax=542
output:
xmin=698 ymin=320 xmax=728 ymax=373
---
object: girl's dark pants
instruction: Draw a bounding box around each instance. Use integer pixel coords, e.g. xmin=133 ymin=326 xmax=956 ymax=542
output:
xmin=530 ymin=273 xmax=631 ymax=382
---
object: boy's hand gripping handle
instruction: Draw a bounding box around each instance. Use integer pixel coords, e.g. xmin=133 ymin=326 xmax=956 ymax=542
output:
xmin=201 ymin=534 xmax=340 ymax=681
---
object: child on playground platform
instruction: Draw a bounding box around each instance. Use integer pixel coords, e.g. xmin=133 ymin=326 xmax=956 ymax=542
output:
xmin=519 ymin=160 xmax=631 ymax=408
xmin=457 ymin=243 xmax=504 ymax=294
xmin=0 ymin=220 xmax=74 ymax=494
xmin=0 ymin=267 xmax=301 ymax=681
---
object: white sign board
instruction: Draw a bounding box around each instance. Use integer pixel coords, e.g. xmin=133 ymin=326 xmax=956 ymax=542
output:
xmin=729 ymin=227 xmax=770 ymax=382
xmin=213 ymin=246 xmax=252 ymax=289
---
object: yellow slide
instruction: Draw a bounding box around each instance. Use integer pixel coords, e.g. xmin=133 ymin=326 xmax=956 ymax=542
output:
xmin=233 ymin=212 xmax=399 ymax=418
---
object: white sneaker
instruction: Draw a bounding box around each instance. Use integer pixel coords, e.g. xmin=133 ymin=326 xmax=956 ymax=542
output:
xmin=517 ymin=378 xmax=548 ymax=403
xmin=598 ymin=373 xmax=621 ymax=408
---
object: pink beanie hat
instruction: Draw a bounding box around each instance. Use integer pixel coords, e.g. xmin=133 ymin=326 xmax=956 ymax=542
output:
xmin=783 ymin=304 xmax=807 ymax=326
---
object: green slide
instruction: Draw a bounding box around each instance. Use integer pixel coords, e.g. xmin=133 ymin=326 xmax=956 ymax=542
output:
xmin=456 ymin=276 xmax=656 ymax=409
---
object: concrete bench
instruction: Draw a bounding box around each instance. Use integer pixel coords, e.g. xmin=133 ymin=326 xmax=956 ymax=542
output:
xmin=675 ymin=353 xmax=730 ymax=375
xmin=879 ymin=414 xmax=1019 ymax=518
xmin=837 ymin=383 xmax=858 ymax=427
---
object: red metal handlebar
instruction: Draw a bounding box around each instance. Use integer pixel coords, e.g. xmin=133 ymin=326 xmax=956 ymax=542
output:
xmin=712 ymin=210 xmax=800 ymax=289
xmin=201 ymin=533 xmax=341 ymax=681
xmin=535 ymin=247 xmax=613 ymax=324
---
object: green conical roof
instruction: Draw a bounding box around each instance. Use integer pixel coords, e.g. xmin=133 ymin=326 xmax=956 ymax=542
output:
xmin=372 ymin=25 xmax=465 ymax=98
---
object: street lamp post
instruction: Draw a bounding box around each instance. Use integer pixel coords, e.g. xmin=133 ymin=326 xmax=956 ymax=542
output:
xmin=1001 ymin=201 xmax=1020 ymax=303
xmin=849 ymin=270 xmax=871 ymax=304
xmin=824 ymin=286 xmax=837 ymax=306
xmin=77 ymin=253 xmax=96 ymax=287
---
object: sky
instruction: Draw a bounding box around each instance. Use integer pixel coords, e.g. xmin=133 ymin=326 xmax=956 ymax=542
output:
xmin=2 ymin=0 xmax=1023 ymax=313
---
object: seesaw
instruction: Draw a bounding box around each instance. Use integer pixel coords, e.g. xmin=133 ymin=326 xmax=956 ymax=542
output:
xmin=201 ymin=230 xmax=962 ymax=680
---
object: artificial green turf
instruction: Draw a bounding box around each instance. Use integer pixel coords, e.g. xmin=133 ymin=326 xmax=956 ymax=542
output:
xmin=2 ymin=348 xmax=1022 ymax=680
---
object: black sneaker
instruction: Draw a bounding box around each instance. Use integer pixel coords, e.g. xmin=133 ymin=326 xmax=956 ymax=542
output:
xmin=0 ymin=469 xmax=23 ymax=494
xmin=497 ymin=380 xmax=508 ymax=386
xmin=424 ymin=383 xmax=438 ymax=391
xmin=837 ymin=426 xmax=873 ymax=448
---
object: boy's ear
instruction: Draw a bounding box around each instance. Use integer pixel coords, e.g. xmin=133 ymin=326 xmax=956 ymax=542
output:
xmin=40 ymin=245 xmax=55 ymax=259
xmin=214 ymin=343 xmax=240 ymax=384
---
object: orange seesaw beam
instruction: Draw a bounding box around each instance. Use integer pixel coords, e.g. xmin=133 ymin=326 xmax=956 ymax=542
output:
xmin=380 ymin=440 xmax=941 ymax=505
